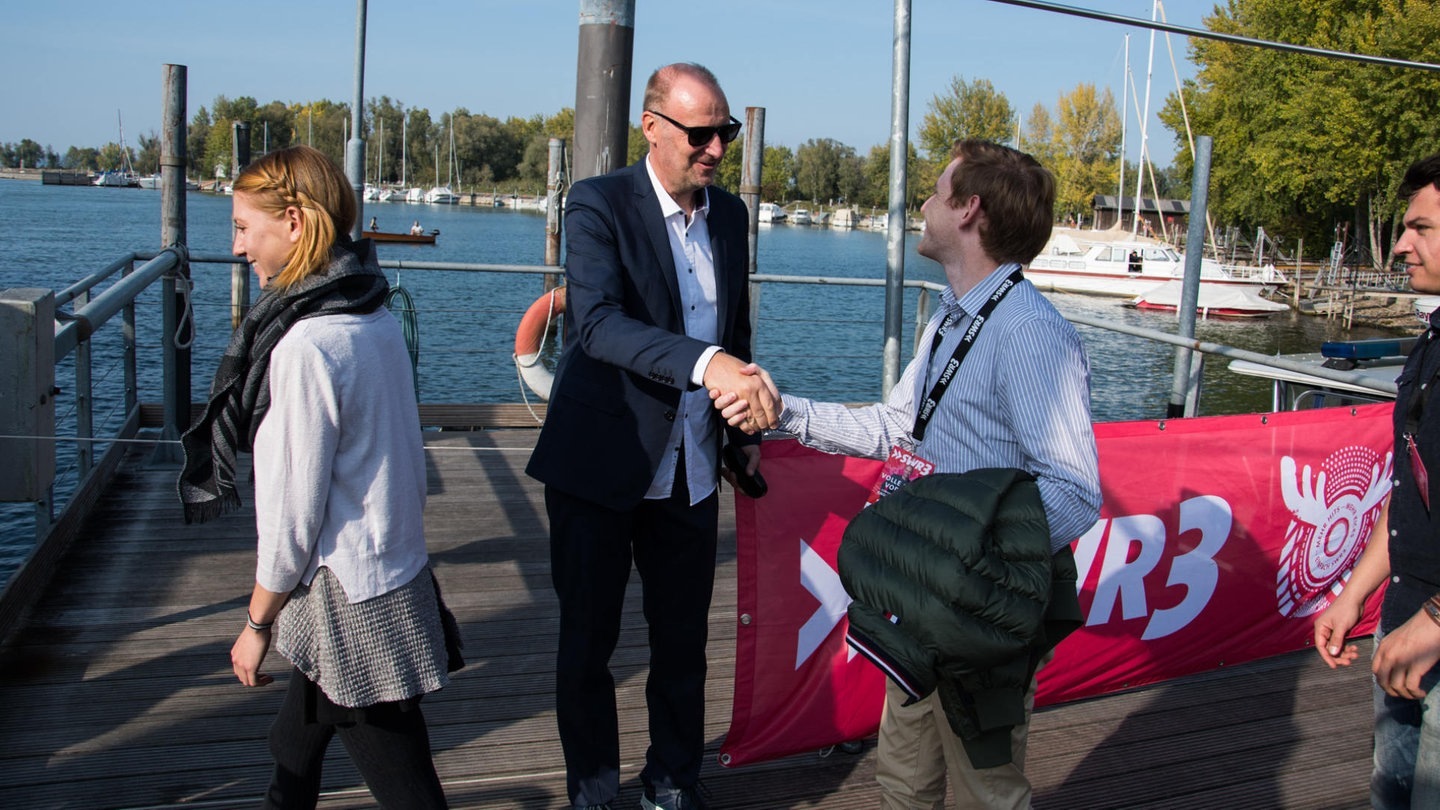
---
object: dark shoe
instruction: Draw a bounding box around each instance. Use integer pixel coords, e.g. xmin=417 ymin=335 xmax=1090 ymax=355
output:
xmin=641 ymin=782 xmax=710 ymax=810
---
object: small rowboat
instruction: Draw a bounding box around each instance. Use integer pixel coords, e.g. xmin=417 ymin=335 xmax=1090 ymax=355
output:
xmin=363 ymin=229 xmax=439 ymax=245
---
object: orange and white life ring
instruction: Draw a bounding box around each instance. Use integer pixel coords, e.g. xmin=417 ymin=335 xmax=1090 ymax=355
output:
xmin=514 ymin=287 xmax=566 ymax=400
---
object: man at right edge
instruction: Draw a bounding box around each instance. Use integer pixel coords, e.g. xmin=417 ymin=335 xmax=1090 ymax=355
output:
xmin=1315 ymin=153 xmax=1440 ymax=809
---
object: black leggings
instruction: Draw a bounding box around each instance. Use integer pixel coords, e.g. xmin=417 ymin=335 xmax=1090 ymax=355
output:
xmin=261 ymin=669 xmax=448 ymax=810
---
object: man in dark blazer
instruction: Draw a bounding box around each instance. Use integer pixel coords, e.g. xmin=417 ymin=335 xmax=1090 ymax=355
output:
xmin=526 ymin=63 xmax=779 ymax=810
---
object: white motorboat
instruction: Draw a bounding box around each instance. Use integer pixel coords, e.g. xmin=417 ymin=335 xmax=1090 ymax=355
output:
xmin=133 ymin=174 xmax=199 ymax=191
xmin=830 ymin=208 xmax=860 ymax=229
xmin=1027 ymin=232 xmax=1285 ymax=298
xmin=790 ymin=207 xmax=813 ymax=226
xmin=93 ymin=169 xmax=138 ymax=187
xmin=1130 ymin=280 xmax=1290 ymax=319
xmin=757 ymin=202 xmax=786 ymax=223
xmin=424 ymin=186 xmax=458 ymax=204
xmin=405 ymin=187 xmax=425 ymax=203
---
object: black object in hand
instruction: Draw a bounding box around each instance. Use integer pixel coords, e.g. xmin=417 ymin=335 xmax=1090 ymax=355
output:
xmin=723 ymin=443 xmax=768 ymax=498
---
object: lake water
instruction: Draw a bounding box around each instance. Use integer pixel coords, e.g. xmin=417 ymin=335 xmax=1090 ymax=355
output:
xmin=0 ymin=180 xmax=1407 ymax=581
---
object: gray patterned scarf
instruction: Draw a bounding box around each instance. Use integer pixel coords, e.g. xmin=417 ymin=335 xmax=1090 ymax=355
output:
xmin=178 ymin=239 xmax=388 ymax=524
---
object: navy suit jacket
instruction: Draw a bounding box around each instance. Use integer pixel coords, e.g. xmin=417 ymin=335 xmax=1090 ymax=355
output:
xmin=526 ymin=159 xmax=757 ymax=510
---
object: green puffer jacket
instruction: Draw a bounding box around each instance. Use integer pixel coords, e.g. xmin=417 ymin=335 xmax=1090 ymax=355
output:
xmin=838 ymin=468 xmax=1082 ymax=769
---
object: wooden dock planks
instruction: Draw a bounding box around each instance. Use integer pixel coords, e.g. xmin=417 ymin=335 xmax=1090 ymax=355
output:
xmin=0 ymin=430 xmax=1374 ymax=809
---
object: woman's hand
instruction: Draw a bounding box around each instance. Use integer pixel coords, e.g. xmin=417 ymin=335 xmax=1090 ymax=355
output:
xmin=232 ymin=626 xmax=274 ymax=687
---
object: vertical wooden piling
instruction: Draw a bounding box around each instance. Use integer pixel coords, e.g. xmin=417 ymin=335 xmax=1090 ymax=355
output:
xmin=229 ymin=121 xmax=251 ymax=330
xmin=740 ymin=107 xmax=766 ymax=341
xmin=159 ymin=64 xmax=190 ymax=460
xmin=544 ymin=138 xmax=565 ymax=294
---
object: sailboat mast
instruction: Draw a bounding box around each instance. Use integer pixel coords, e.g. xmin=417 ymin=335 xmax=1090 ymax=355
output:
xmin=1117 ymin=33 xmax=1128 ymax=230
xmin=401 ymin=112 xmax=407 ymax=187
xmin=1131 ymin=0 xmax=1158 ymax=236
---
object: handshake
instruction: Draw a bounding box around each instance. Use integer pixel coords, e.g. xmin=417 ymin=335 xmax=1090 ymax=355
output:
xmin=702 ymin=352 xmax=781 ymax=436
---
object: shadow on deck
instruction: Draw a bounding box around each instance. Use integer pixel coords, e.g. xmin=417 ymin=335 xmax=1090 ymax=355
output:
xmin=0 ymin=430 xmax=1374 ymax=809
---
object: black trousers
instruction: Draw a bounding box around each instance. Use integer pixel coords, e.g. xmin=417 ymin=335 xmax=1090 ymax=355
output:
xmin=545 ymin=473 xmax=719 ymax=807
xmin=261 ymin=669 xmax=448 ymax=810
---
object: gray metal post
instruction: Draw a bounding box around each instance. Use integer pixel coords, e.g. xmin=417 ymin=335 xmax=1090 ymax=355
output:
xmin=347 ymin=0 xmax=368 ymax=241
xmin=1168 ymin=134 xmax=1212 ymax=418
xmin=573 ymin=0 xmax=634 ymax=182
xmin=159 ymin=64 xmax=190 ymax=461
xmin=741 ymin=108 xmax=768 ymax=345
xmin=231 ymin=121 xmax=251 ymax=180
xmin=740 ymin=107 xmax=766 ymax=274
xmin=882 ymin=0 xmax=913 ymax=398
xmin=544 ymin=137 xmax=565 ymax=294
xmin=230 ymin=117 xmax=251 ymax=329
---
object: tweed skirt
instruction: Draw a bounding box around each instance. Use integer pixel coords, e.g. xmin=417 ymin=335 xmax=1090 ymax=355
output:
xmin=275 ymin=566 xmax=449 ymax=708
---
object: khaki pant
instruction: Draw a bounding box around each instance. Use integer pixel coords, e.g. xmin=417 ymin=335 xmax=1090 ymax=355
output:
xmin=874 ymin=658 xmax=1046 ymax=810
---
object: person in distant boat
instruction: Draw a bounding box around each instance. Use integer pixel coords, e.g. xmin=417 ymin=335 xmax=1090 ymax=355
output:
xmin=1315 ymin=153 xmax=1440 ymax=810
xmin=368 ymin=215 xmax=378 ymax=231
xmin=1128 ymin=249 xmax=1143 ymax=274
xmin=178 ymin=145 xmax=457 ymax=809
xmin=526 ymin=62 xmax=776 ymax=810
xmin=411 ymin=220 xmax=424 ymax=235
xmin=715 ymin=140 xmax=1101 ymax=810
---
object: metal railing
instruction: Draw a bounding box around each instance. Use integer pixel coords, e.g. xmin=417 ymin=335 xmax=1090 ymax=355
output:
xmin=2 ymin=249 xmax=1402 ymax=540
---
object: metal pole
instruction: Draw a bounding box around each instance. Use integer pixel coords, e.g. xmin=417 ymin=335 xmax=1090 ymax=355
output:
xmin=544 ymin=137 xmax=566 ymax=294
xmin=740 ymin=107 xmax=767 ymax=345
xmin=1168 ymin=134 xmax=1212 ymax=418
xmin=158 ymin=64 xmax=189 ymax=461
xmin=230 ymin=121 xmax=252 ymax=329
xmin=348 ymin=0 xmax=368 ymax=241
xmin=573 ymin=0 xmax=634 ymax=182
xmin=882 ymin=0 xmax=913 ymax=398
xmin=740 ymin=107 xmax=766 ymax=275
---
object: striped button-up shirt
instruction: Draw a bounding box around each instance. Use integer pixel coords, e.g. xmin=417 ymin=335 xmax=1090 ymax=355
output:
xmin=777 ymin=262 xmax=1101 ymax=549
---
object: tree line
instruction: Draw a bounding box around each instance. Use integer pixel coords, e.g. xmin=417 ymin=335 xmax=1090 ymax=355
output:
xmin=1159 ymin=0 xmax=1440 ymax=268
xmin=4 ymin=81 xmax=1141 ymax=216
xmin=20 ymin=0 xmax=1420 ymax=268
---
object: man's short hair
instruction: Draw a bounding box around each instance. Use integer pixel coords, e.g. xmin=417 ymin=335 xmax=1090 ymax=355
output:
xmin=1399 ymin=154 xmax=1440 ymax=200
xmin=948 ymin=140 xmax=1055 ymax=265
xmin=643 ymin=63 xmax=723 ymax=113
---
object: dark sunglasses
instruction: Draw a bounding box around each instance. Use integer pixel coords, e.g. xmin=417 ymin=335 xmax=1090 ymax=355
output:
xmin=647 ymin=109 xmax=743 ymax=147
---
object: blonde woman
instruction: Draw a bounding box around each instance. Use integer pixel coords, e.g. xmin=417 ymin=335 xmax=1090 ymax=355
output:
xmin=180 ymin=145 xmax=457 ymax=809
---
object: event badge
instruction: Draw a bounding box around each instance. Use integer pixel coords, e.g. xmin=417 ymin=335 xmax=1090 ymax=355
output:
xmin=866 ymin=445 xmax=935 ymax=506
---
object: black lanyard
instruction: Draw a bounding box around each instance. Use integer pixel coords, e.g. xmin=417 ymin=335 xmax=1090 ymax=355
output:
xmin=912 ymin=268 xmax=1024 ymax=441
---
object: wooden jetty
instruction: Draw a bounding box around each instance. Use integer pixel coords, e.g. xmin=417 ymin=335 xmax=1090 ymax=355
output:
xmin=0 ymin=425 xmax=1375 ymax=809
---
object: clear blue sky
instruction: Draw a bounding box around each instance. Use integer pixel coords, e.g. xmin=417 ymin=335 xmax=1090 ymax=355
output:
xmin=4 ymin=1 xmax=1209 ymax=168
